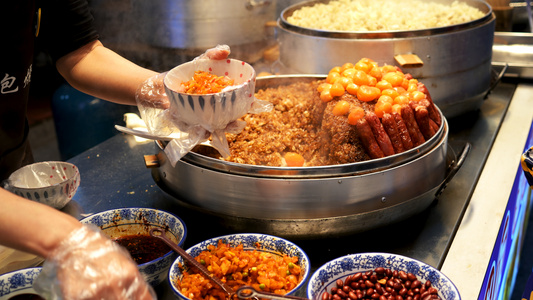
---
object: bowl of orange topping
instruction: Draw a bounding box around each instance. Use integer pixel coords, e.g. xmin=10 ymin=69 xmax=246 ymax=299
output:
xmin=168 ymin=233 xmax=310 ymax=300
xmin=164 ymin=58 xmax=257 ymax=134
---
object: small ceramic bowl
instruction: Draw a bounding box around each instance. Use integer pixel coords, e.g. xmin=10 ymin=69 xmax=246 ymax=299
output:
xmin=168 ymin=233 xmax=311 ymax=300
xmin=307 ymin=253 xmax=460 ymax=300
xmin=80 ymin=207 xmax=187 ymax=286
xmin=4 ymin=161 xmax=80 ymax=209
xmin=0 ymin=267 xmax=43 ymax=300
xmin=164 ymin=58 xmax=256 ymax=132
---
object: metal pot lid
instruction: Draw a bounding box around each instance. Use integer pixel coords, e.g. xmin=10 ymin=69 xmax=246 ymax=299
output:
xmin=160 ymin=75 xmax=447 ymax=179
xmin=279 ymin=0 xmax=493 ymax=39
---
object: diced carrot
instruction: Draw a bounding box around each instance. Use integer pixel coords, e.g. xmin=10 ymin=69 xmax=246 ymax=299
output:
xmin=332 ymin=100 xmax=350 ymax=116
xmin=356 ymin=85 xmax=381 ymax=102
xmin=348 ymin=107 xmax=365 ymax=125
xmin=330 ymin=82 xmax=345 ymax=97
xmin=320 ymin=89 xmax=333 ymax=102
xmin=284 ymin=152 xmax=305 ymax=167
xmin=346 ymin=83 xmax=359 ymax=95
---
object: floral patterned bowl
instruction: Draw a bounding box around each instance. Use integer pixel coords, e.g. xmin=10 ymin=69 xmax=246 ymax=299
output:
xmin=80 ymin=207 xmax=187 ymax=286
xmin=164 ymin=58 xmax=256 ymax=133
xmin=4 ymin=161 xmax=80 ymax=209
xmin=163 ymin=58 xmax=259 ymax=159
xmin=307 ymin=252 xmax=460 ymax=300
xmin=168 ymin=233 xmax=310 ymax=300
xmin=0 ymin=267 xmax=42 ymax=299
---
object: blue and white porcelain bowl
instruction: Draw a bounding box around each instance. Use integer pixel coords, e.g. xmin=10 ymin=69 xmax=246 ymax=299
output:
xmin=0 ymin=267 xmax=42 ymax=299
xmin=168 ymin=233 xmax=310 ymax=300
xmin=164 ymin=58 xmax=256 ymax=130
xmin=307 ymin=252 xmax=460 ymax=300
xmin=80 ymin=207 xmax=187 ymax=286
xmin=5 ymin=161 xmax=80 ymax=209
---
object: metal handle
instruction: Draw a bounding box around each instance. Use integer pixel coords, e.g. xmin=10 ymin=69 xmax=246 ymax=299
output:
xmin=236 ymin=286 xmax=308 ymax=300
xmin=435 ymin=143 xmax=471 ymax=199
xmin=149 ymin=228 xmax=235 ymax=297
xmin=394 ymin=54 xmax=424 ymax=68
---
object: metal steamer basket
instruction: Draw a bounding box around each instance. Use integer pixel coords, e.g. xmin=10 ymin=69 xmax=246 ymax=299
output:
xmin=149 ymin=76 xmax=468 ymax=239
xmin=276 ymin=0 xmax=495 ymax=118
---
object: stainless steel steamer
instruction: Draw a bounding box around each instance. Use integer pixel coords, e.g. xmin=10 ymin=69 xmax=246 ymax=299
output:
xmin=149 ymin=76 xmax=467 ymax=239
xmin=276 ymin=0 xmax=496 ymax=118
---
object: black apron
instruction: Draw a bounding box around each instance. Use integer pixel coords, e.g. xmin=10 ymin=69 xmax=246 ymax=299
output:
xmin=0 ymin=0 xmax=98 ymax=181
xmin=0 ymin=1 xmax=38 ymax=182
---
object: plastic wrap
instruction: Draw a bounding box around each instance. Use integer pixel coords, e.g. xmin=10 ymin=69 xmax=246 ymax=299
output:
xmin=135 ymin=45 xmax=272 ymax=166
xmin=34 ymin=224 xmax=156 ymax=300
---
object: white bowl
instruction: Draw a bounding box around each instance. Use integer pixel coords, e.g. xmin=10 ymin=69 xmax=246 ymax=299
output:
xmin=168 ymin=233 xmax=310 ymax=300
xmin=5 ymin=161 xmax=80 ymax=209
xmin=164 ymin=58 xmax=256 ymax=133
xmin=307 ymin=253 xmax=460 ymax=300
xmin=80 ymin=207 xmax=187 ymax=286
xmin=0 ymin=267 xmax=43 ymax=300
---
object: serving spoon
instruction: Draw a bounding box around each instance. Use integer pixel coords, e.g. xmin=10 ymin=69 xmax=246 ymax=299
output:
xmin=235 ymin=286 xmax=308 ymax=300
xmin=115 ymin=125 xmax=176 ymax=141
xmin=149 ymin=228 xmax=236 ymax=298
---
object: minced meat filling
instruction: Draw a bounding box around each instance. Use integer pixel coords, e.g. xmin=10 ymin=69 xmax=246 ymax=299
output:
xmin=208 ymin=80 xmax=371 ymax=167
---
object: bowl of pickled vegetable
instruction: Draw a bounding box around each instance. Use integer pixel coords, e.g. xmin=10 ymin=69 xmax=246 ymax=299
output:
xmin=168 ymin=233 xmax=310 ymax=300
xmin=307 ymin=252 xmax=460 ymax=300
xmin=164 ymin=58 xmax=257 ymax=133
xmin=80 ymin=207 xmax=187 ymax=286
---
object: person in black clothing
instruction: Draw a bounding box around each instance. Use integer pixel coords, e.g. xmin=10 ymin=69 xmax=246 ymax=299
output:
xmin=0 ymin=1 xmax=228 ymax=299
xmin=0 ymin=1 xmax=161 ymax=299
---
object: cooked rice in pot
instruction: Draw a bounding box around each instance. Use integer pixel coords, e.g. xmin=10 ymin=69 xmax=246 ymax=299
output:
xmin=286 ymin=0 xmax=485 ymax=32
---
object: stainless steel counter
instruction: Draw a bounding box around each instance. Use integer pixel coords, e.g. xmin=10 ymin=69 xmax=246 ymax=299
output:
xmin=65 ymin=78 xmax=518 ymax=298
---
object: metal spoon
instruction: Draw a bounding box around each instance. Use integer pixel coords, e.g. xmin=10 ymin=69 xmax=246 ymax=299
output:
xmin=115 ymin=125 xmax=175 ymax=141
xmin=115 ymin=125 xmax=216 ymax=150
xmin=149 ymin=228 xmax=235 ymax=298
xmin=235 ymin=286 xmax=309 ymax=300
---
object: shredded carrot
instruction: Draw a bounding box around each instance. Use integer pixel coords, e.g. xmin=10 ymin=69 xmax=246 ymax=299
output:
xmin=180 ymin=70 xmax=235 ymax=94
xmin=177 ymin=240 xmax=302 ymax=300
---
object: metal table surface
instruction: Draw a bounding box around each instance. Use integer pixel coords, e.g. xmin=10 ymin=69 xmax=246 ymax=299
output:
xmin=65 ymin=78 xmax=518 ymax=298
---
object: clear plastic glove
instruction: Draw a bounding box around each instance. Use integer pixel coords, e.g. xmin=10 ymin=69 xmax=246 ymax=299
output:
xmin=135 ymin=45 xmax=232 ymax=138
xmin=33 ymin=224 xmax=156 ymax=300
xmin=135 ymin=72 xmax=177 ymax=137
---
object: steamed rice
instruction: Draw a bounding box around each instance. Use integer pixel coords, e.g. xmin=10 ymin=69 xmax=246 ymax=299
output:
xmin=286 ymin=0 xmax=485 ymax=32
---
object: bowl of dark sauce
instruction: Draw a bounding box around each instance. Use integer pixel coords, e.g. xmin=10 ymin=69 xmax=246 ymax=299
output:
xmin=80 ymin=208 xmax=187 ymax=286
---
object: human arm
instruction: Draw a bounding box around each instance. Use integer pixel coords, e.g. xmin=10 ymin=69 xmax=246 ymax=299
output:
xmin=55 ymin=40 xmax=231 ymax=109
xmin=0 ymin=188 xmax=155 ymax=299
xmin=55 ymin=40 xmax=158 ymax=106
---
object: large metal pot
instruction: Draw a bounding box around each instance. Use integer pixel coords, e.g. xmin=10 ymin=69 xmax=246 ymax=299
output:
xmin=276 ymin=0 xmax=495 ymax=118
xmin=139 ymin=0 xmax=276 ymax=49
xmin=149 ymin=76 xmax=465 ymax=239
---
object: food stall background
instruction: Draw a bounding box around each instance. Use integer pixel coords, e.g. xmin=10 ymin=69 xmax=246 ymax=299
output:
xmin=21 ymin=0 xmax=533 ymax=299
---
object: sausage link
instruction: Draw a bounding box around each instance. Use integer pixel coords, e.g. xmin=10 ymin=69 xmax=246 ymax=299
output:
xmin=429 ymin=118 xmax=439 ymax=133
xmin=365 ymin=112 xmax=395 ymax=156
xmin=414 ymin=106 xmax=435 ymax=140
xmin=417 ymin=83 xmax=442 ymax=126
xmin=400 ymin=104 xmax=425 ymax=147
xmin=382 ymin=113 xmax=405 ymax=153
xmin=355 ymin=118 xmax=385 ymax=159
xmin=392 ymin=112 xmax=414 ymax=150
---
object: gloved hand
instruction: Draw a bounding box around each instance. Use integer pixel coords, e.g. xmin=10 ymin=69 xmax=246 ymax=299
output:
xmin=134 ymin=45 xmax=232 ymax=136
xmin=135 ymin=44 xmax=231 ymax=110
xmin=33 ymin=224 xmax=156 ymax=300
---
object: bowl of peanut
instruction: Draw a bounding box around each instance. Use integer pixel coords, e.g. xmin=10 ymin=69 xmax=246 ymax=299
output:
xmin=307 ymin=252 xmax=460 ymax=300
